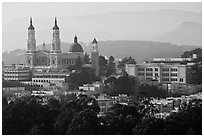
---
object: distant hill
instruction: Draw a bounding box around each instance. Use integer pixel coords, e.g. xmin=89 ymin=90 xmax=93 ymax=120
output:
xmin=2 ymin=41 xmax=200 ymax=65
xmin=154 ymin=22 xmax=202 ymax=46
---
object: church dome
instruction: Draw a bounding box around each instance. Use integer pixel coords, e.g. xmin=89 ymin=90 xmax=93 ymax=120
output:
xmin=69 ymin=36 xmax=83 ymax=52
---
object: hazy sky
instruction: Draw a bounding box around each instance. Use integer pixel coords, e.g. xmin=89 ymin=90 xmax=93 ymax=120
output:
xmin=3 ymin=2 xmax=202 ymax=23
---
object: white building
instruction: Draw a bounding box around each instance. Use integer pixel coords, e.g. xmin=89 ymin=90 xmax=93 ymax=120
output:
xmin=32 ymin=70 xmax=69 ymax=88
xmin=3 ymin=64 xmax=31 ymax=81
xmin=126 ymin=63 xmax=191 ymax=84
xmin=79 ymin=82 xmax=103 ymax=96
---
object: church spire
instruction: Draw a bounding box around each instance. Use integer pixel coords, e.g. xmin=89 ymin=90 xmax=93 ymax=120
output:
xmin=53 ymin=17 xmax=59 ymax=30
xmin=28 ymin=17 xmax=35 ymax=30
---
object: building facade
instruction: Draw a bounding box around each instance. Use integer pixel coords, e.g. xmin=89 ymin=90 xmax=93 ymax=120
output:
xmin=32 ymin=70 xmax=69 ymax=88
xmin=126 ymin=63 xmax=191 ymax=84
xmin=25 ymin=18 xmax=84 ymax=69
xmin=3 ymin=64 xmax=31 ymax=81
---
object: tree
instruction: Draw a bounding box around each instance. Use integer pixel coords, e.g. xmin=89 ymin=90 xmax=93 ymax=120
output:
xmin=103 ymin=103 xmax=141 ymax=134
xmin=84 ymin=53 xmax=90 ymax=64
xmin=187 ymin=63 xmax=202 ymax=85
xmin=54 ymin=95 xmax=100 ymax=135
xmin=75 ymin=56 xmax=83 ymax=70
xmin=2 ymin=96 xmax=57 ymax=135
xmin=118 ymin=56 xmax=136 ymax=70
xmin=133 ymin=117 xmax=165 ymax=135
xmin=106 ymin=56 xmax=116 ymax=76
xmin=67 ymin=109 xmax=101 ymax=135
xmin=67 ymin=67 xmax=96 ymax=90
xmin=137 ymin=84 xmax=167 ymax=98
xmin=181 ymin=48 xmax=202 ymax=63
xmin=99 ymin=55 xmax=108 ymax=76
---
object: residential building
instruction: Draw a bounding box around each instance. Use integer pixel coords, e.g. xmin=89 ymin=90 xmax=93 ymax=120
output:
xmin=96 ymin=94 xmax=116 ymax=115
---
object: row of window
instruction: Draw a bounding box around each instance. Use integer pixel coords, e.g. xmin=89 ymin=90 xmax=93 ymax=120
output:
xmin=138 ymin=67 xmax=178 ymax=72
xmin=33 ymin=79 xmax=64 ymax=83
xmin=138 ymin=68 xmax=159 ymax=72
xmin=162 ymin=78 xmax=184 ymax=82
xmin=138 ymin=73 xmax=159 ymax=76
xmin=4 ymin=71 xmax=29 ymax=74
xmin=34 ymin=75 xmax=66 ymax=78
xmin=4 ymin=75 xmax=29 ymax=78
xmin=138 ymin=73 xmax=178 ymax=77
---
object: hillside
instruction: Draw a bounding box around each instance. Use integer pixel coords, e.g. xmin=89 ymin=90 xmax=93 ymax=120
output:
xmin=2 ymin=41 xmax=200 ymax=65
xmin=154 ymin=22 xmax=202 ymax=46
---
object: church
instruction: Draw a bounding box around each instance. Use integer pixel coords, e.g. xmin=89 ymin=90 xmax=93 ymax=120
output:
xmin=25 ymin=17 xmax=99 ymax=76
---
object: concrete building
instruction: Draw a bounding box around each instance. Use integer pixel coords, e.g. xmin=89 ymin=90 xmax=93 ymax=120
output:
xmin=32 ymin=69 xmax=69 ymax=89
xmin=79 ymin=82 xmax=103 ymax=96
xmin=126 ymin=63 xmax=191 ymax=84
xmin=3 ymin=64 xmax=31 ymax=81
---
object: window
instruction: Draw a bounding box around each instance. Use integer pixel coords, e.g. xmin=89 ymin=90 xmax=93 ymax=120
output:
xmin=162 ymin=68 xmax=169 ymax=72
xmin=171 ymin=73 xmax=177 ymax=77
xmin=146 ymin=73 xmax=153 ymax=76
xmin=180 ymin=78 xmax=184 ymax=82
xmin=162 ymin=78 xmax=169 ymax=81
xmin=162 ymin=73 xmax=169 ymax=77
xmin=138 ymin=73 xmax=145 ymax=76
xmin=138 ymin=68 xmax=145 ymax=71
xmin=171 ymin=78 xmax=177 ymax=81
xmin=155 ymin=73 xmax=159 ymax=76
xmin=171 ymin=68 xmax=177 ymax=71
xmin=155 ymin=68 xmax=158 ymax=71
xmin=100 ymin=108 xmax=106 ymax=112
xmin=146 ymin=68 xmax=153 ymax=71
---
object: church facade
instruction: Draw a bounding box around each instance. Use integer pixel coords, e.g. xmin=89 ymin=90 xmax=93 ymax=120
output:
xmin=25 ymin=17 xmax=98 ymax=72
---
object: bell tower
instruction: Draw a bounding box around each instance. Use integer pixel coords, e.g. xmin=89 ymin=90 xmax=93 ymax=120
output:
xmin=91 ymin=38 xmax=99 ymax=76
xmin=51 ymin=17 xmax=61 ymax=53
xmin=27 ymin=17 xmax=36 ymax=52
xmin=26 ymin=17 xmax=36 ymax=68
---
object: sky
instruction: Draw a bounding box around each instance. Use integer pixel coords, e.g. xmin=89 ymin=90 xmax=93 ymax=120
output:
xmin=2 ymin=2 xmax=202 ymax=52
xmin=2 ymin=2 xmax=202 ymax=24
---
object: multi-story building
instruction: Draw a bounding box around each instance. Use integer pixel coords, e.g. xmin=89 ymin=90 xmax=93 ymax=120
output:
xmin=79 ymin=82 xmax=103 ymax=96
xmin=126 ymin=63 xmax=191 ymax=84
xmin=3 ymin=64 xmax=31 ymax=81
xmin=32 ymin=70 xmax=69 ymax=88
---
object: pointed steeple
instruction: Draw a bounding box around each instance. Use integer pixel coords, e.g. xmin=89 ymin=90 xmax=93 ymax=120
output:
xmin=74 ymin=35 xmax=78 ymax=43
xmin=28 ymin=17 xmax=35 ymax=30
xmin=53 ymin=17 xmax=59 ymax=30
xmin=92 ymin=38 xmax=98 ymax=44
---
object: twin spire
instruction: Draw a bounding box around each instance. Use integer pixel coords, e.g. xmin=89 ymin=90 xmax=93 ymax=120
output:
xmin=28 ymin=17 xmax=59 ymax=30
